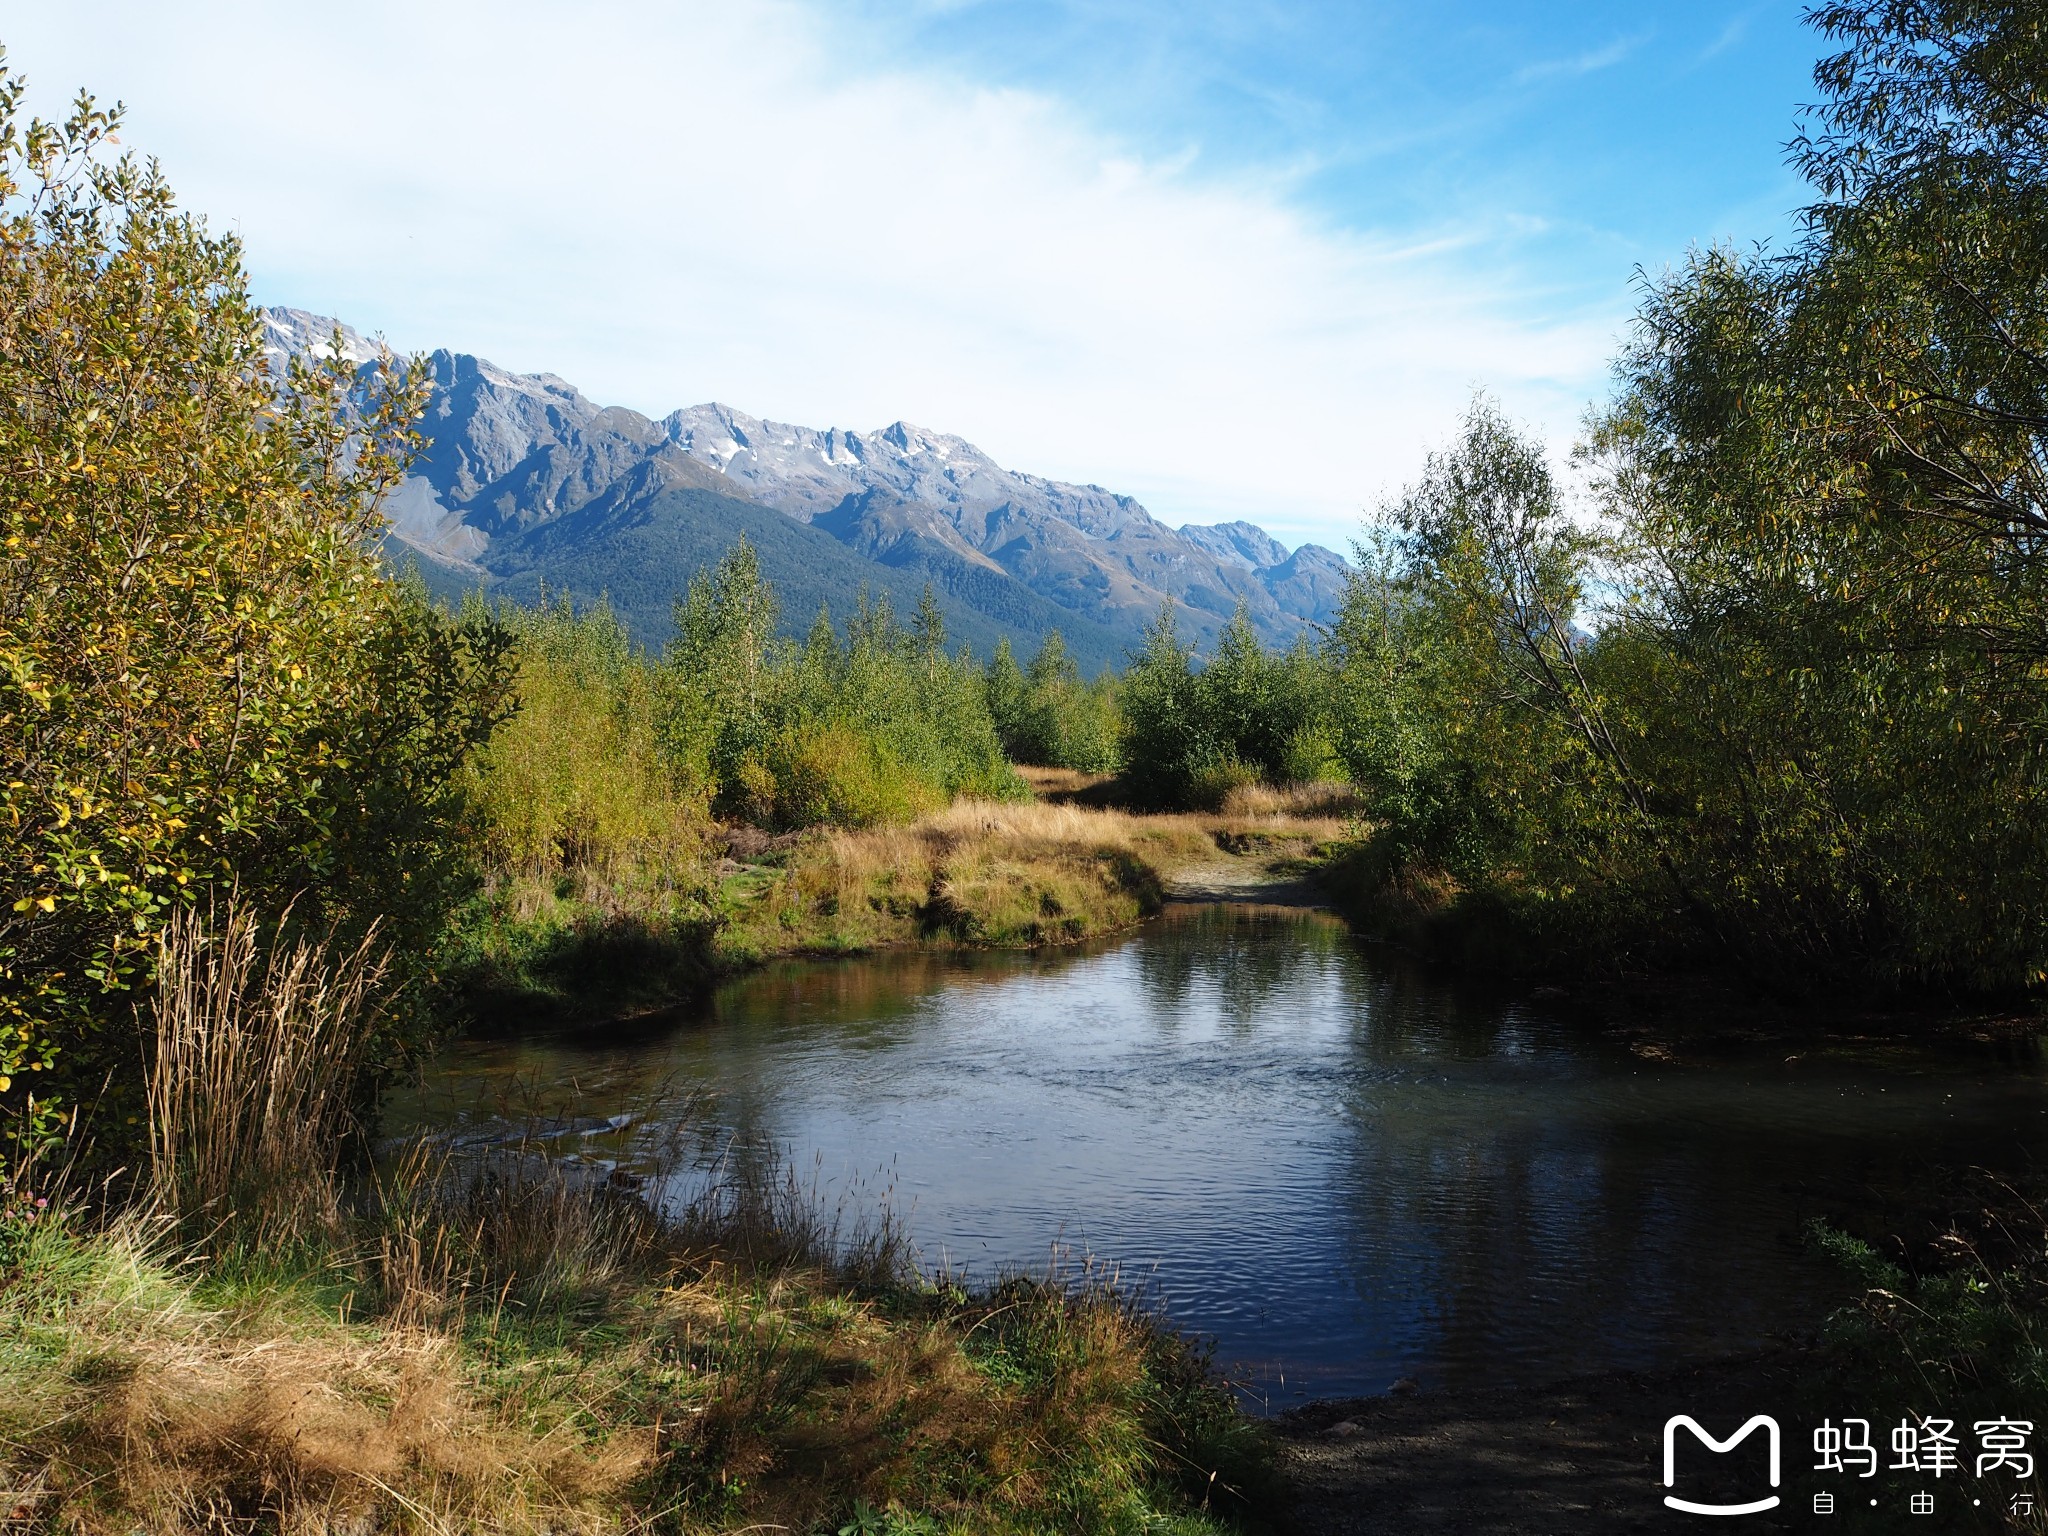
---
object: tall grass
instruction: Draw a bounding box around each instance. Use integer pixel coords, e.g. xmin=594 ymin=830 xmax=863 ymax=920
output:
xmin=1807 ymin=1185 xmax=2048 ymax=1531
xmin=146 ymin=904 xmax=387 ymax=1239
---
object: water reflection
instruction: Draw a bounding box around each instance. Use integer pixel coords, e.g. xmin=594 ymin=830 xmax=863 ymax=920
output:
xmin=387 ymin=905 xmax=2048 ymax=1401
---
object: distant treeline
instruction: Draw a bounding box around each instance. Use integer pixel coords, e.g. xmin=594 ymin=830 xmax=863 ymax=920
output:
xmin=471 ymin=546 xmax=1027 ymax=878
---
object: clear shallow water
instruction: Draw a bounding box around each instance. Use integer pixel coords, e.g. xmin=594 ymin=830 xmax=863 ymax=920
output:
xmin=388 ymin=904 xmax=2048 ymax=1404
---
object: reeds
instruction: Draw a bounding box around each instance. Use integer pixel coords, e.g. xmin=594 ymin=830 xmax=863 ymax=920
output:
xmin=145 ymin=902 xmax=387 ymax=1239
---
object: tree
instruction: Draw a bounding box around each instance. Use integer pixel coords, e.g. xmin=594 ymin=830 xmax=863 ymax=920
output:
xmin=666 ymin=536 xmax=779 ymax=803
xmin=912 ymin=583 xmax=946 ymax=657
xmin=1792 ymin=0 xmax=2048 ymax=642
xmin=1117 ymin=603 xmax=1212 ymax=807
xmin=984 ymin=638 xmax=1027 ymax=753
xmin=1576 ymin=0 xmax=2048 ymax=987
xmin=1324 ymin=402 xmax=1620 ymax=885
xmin=0 ymin=57 xmax=513 ymax=1148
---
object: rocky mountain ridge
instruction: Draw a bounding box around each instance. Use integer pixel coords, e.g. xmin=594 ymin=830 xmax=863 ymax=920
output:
xmin=262 ymin=308 xmax=1351 ymax=665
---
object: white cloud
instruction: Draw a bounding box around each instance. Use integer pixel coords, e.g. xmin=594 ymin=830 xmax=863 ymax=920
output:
xmin=1699 ymin=9 xmax=1758 ymax=63
xmin=3 ymin=0 xmax=1626 ymax=549
xmin=1514 ymin=33 xmax=1649 ymax=86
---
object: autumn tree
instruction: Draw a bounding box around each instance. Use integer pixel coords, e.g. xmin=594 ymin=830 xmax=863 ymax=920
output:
xmin=0 ymin=56 xmax=511 ymax=1149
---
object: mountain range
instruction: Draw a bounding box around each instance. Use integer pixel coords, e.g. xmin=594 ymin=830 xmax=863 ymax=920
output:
xmin=262 ymin=308 xmax=1352 ymax=671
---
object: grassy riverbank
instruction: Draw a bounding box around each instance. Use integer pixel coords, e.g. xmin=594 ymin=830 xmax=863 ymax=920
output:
xmin=1 ymin=1160 xmax=1272 ymax=1536
xmin=451 ymin=773 xmax=1356 ymax=1024
xmin=0 ymin=785 xmax=1349 ymax=1531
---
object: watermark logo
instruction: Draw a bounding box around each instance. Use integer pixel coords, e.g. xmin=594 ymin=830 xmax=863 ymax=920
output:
xmin=1663 ymin=1415 xmax=1782 ymax=1516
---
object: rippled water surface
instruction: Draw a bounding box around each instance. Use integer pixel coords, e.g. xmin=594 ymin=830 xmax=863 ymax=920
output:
xmin=389 ymin=905 xmax=2048 ymax=1403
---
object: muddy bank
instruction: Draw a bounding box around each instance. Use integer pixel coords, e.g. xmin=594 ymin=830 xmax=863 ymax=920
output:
xmin=1272 ymin=1352 xmax=1814 ymax=1534
xmin=1162 ymin=859 xmax=1331 ymax=908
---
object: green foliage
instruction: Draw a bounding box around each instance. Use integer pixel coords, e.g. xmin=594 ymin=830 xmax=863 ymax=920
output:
xmin=465 ymin=592 xmax=706 ymax=875
xmin=1319 ymin=3 xmax=2048 ymax=992
xmin=445 ymin=593 xmax=716 ymax=1020
xmin=0 ymin=59 xmax=513 ymax=1148
xmin=1810 ymin=1214 xmax=2048 ymax=1460
xmin=1324 ymin=402 xmax=1639 ymax=896
xmin=1585 ymin=0 xmax=2048 ymax=988
xmin=1116 ymin=605 xmax=1211 ymax=808
xmin=1119 ymin=602 xmax=1337 ymax=809
xmin=664 ymin=549 xmax=1023 ymax=829
xmin=984 ymin=631 xmax=1123 ymax=773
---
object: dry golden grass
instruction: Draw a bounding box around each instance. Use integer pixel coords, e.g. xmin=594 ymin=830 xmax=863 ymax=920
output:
xmin=2 ymin=1225 xmax=652 ymax=1536
xmin=455 ymin=771 xmax=1362 ymax=1018
xmin=1010 ymin=764 xmax=1114 ymax=802
xmin=2 ymin=1159 xmax=1264 ymax=1536
xmin=148 ymin=904 xmax=388 ymax=1240
xmin=719 ymin=796 xmax=1222 ymax=957
xmin=711 ymin=782 xmax=1359 ymax=959
xmin=1216 ymin=779 xmax=1365 ymax=823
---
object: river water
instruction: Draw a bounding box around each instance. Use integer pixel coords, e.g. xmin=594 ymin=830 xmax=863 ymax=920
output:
xmin=388 ymin=903 xmax=2048 ymax=1405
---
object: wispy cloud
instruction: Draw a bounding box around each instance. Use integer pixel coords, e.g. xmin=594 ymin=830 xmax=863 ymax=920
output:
xmin=1514 ymin=33 xmax=1649 ymax=86
xmin=1699 ymin=8 xmax=1757 ymax=63
xmin=3 ymin=0 xmax=1626 ymax=547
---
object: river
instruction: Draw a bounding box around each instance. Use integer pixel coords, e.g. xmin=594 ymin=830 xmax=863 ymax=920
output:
xmin=386 ymin=902 xmax=2048 ymax=1406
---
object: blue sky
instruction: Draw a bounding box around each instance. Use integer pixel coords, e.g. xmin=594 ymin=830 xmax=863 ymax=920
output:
xmin=8 ymin=1 xmax=1821 ymax=550
xmin=843 ymin=1 xmax=1814 ymax=293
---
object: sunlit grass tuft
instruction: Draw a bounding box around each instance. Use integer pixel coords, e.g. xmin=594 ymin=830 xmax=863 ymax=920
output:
xmin=2 ymin=1131 xmax=1271 ymax=1535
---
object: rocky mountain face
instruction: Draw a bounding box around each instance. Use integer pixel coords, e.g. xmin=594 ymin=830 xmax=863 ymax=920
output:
xmin=263 ymin=309 xmax=1351 ymax=667
xmin=661 ymin=405 xmax=1352 ymax=647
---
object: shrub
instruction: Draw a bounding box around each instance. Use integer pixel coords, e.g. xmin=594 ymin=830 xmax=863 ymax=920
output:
xmin=464 ymin=594 xmax=709 ymax=875
xmin=986 ymin=632 xmax=1122 ymax=773
xmin=763 ymin=724 xmax=944 ymax=830
xmin=1119 ymin=602 xmax=1339 ymax=808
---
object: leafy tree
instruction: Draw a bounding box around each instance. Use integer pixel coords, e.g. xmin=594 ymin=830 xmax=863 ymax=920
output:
xmin=1314 ymin=1 xmax=2048 ymax=988
xmin=0 ymin=59 xmax=512 ymax=1146
xmin=465 ymin=593 xmax=702 ymax=875
xmin=1118 ymin=598 xmax=1351 ymax=808
xmin=1117 ymin=604 xmax=1214 ymax=807
xmin=1574 ymin=0 xmax=2048 ymax=987
xmin=1328 ymin=402 xmax=1622 ymax=884
xmin=984 ymin=630 xmax=1121 ymax=773
xmin=911 ymin=583 xmax=946 ymax=657
xmin=666 ymin=535 xmax=780 ymax=802
xmin=1197 ymin=608 xmax=1332 ymax=786
xmin=984 ymin=638 xmax=1028 ymax=751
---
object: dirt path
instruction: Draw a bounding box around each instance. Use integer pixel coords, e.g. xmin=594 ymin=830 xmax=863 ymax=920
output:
xmin=1162 ymin=856 xmax=1331 ymax=908
xmin=1272 ymin=1353 xmax=1812 ymax=1534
